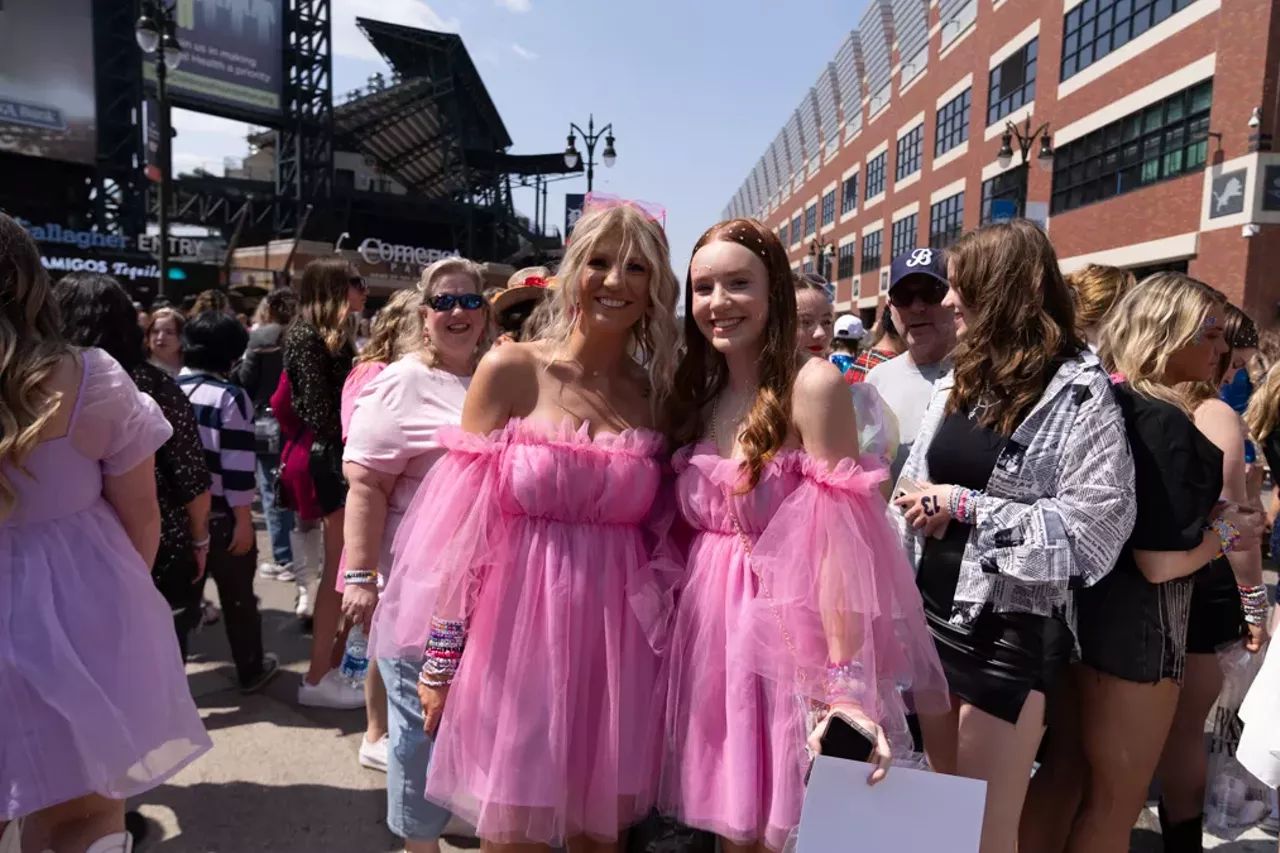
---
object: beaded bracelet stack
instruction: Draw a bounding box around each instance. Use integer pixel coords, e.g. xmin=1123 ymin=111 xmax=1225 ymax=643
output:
xmin=419 ymin=618 xmax=466 ymax=688
xmin=947 ymin=487 xmax=981 ymax=525
xmin=343 ymin=569 xmax=378 ymax=586
xmin=1210 ymin=518 xmax=1242 ymax=558
xmin=1239 ymin=583 xmax=1271 ymax=627
xmin=823 ymin=661 xmax=868 ymax=705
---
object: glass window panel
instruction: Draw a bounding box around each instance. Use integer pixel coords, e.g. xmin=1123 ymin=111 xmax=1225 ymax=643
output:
xmin=1141 ymin=158 xmax=1160 ymax=183
xmin=1143 ymin=105 xmax=1163 ymax=132
xmin=1163 ymin=149 xmax=1184 ymax=174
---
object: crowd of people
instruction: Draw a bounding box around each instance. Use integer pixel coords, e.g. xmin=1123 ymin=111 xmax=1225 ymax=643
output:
xmin=1 ymin=199 xmax=1278 ymax=853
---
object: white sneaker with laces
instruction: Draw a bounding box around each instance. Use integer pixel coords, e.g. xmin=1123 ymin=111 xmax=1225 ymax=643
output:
xmin=258 ymin=561 xmax=296 ymax=582
xmin=358 ymin=734 xmax=389 ymax=772
xmin=295 ymin=585 xmax=311 ymax=619
xmin=297 ymin=670 xmax=365 ymax=710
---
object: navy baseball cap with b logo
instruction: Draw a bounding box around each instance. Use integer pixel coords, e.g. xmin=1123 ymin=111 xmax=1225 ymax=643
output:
xmin=889 ymin=247 xmax=949 ymax=294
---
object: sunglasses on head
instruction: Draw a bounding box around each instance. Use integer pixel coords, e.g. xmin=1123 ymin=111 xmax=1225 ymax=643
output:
xmin=349 ymin=276 xmax=369 ymax=293
xmin=889 ymin=280 xmax=948 ymax=309
xmin=429 ymin=293 xmax=485 ymax=312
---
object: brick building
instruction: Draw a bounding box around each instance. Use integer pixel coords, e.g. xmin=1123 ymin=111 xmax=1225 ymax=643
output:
xmin=722 ymin=0 xmax=1280 ymax=328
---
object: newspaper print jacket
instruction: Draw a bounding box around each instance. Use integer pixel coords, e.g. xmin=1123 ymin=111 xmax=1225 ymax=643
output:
xmin=890 ymin=351 xmax=1136 ymax=631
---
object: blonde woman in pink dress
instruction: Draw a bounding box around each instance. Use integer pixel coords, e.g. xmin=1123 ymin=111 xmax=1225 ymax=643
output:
xmin=662 ymin=218 xmax=948 ymax=852
xmin=0 ymin=214 xmax=210 ymax=853
xmin=370 ymin=195 xmax=681 ymax=852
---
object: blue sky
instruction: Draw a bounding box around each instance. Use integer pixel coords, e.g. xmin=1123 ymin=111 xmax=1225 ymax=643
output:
xmin=172 ymin=0 xmax=860 ymax=276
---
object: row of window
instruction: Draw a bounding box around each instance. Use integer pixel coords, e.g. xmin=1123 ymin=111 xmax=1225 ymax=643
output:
xmin=808 ymin=191 xmax=965 ymax=283
xmin=1062 ymin=0 xmax=1201 ymax=81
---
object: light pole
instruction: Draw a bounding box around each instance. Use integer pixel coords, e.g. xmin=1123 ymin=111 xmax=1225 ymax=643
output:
xmin=562 ymin=115 xmax=617 ymax=193
xmin=810 ymin=236 xmax=832 ymax=281
xmin=136 ymin=0 xmax=183 ymax=300
xmin=997 ymin=116 xmax=1054 ymax=170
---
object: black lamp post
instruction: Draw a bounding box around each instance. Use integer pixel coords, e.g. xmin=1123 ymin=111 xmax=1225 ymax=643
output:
xmin=810 ymin=236 xmax=832 ymax=281
xmin=562 ymin=114 xmax=617 ymax=193
xmin=136 ymin=0 xmax=183 ymax=299
xmin=997 ymin=115 xmax=1054 ymax=170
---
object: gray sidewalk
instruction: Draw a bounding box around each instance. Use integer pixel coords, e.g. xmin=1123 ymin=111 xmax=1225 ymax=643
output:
xmin=128 ymin=537 xmax=1277 ymax=851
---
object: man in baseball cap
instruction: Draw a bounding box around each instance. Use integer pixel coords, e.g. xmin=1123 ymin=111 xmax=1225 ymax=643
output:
xmin=864 ymin=247 xmax=956 ymax=479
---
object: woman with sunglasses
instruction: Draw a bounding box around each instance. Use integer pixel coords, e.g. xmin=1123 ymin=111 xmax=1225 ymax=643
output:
xmin=341 ymin=258 xmax=490 ymax=853
xmin=370 ymin=196 xmax=681 ymax=851
xmin=279 ymin=257 xmax=363 ymax=710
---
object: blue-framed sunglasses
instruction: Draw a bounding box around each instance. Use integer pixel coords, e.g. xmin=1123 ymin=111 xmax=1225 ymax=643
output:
xmin=428 ymin=293 xmax=485 ymax=311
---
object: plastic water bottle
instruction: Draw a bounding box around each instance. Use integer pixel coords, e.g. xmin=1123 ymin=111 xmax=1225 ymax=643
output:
xmin=339 ymin=625 xmax=370 ymax=689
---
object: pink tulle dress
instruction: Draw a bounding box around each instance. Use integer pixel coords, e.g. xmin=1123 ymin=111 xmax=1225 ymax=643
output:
xmin=663 ymin=443 xmax=948 ymax=851
xmin=369 ymin=417 xmax=678 ymax=846
xmin=1 ymin=349 xmax=211 ymax=820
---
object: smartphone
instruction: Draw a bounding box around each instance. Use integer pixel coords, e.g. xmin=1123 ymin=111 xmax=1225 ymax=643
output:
xmin=821 ymin=714 xmax=876 ymax=763
xmin=894 ymin=476 xmax=923 ymax=501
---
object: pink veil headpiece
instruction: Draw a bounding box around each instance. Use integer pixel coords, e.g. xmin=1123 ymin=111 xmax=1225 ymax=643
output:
xmin=583 ymin=192 xmax=667 ymax=229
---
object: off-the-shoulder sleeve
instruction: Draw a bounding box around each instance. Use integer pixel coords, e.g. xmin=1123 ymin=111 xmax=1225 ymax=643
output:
xmin=74 ymin=349 xmax=173 ymax=477
xmin=368 ymin=426 xmax=509 ymax=661
xmin=741 ymin=453 xmax=950 ymax=749
xmin=1128 ymin=395 xmax=1223 ymax=551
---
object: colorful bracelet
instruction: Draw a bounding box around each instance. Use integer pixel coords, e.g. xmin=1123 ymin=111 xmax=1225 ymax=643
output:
xmin=1211 ymin=518 xmax=1242 ymax=557
xmin=1239 ymin=583 xmax=1271 ymax=626
xmin=421 ymin=618 xmax=467 ymax=686
xmin=823 ymin=661 xmax=869 ymax=705
xmin=947 ymin=487 xmax=981 ymax=525
xmin=343 ymin=569 xmax=378 ymax=586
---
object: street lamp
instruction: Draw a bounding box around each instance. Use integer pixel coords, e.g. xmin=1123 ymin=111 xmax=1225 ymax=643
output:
xmin=136 ymin=0 xmax=183 ymax=299
xmin=562 ymin=114 xmax=617 ymax=193
xmin=809 ymin=237 xmax=832 ymax=282
xmin=997 ymin=115 xmax=1055 ymax=171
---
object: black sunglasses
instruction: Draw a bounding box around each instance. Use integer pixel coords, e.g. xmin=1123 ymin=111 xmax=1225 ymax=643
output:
xmin=429 ymin=293 xmax=485 ymax=312
xmin=889 ymin=280 xmax=948 ymax=309
xmin=349 ymin=276 xmax=368 ymax=293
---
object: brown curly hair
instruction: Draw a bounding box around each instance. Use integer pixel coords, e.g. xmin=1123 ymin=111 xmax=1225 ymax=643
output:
xmin=945 ymin=220 xmax=1084 ymax=435
xmin=667 ymin=218 xmax=797 ymax=490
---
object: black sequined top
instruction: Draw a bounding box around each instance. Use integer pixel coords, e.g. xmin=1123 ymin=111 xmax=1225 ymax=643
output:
xmin=282 ymin=321 xmax=354 ymax=445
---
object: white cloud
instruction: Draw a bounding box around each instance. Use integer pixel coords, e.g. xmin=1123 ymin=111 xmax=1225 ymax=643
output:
xmin=511 ymin=43 xmax=538 ymax=60
xmin=495 ymin=0 xmax=532 ymax=11
xmin=331 ymin=0 xmax=460 ymax=62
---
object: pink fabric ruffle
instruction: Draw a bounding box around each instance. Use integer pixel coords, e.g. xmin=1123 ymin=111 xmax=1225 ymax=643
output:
xmin=664 ymin=444 xmax=947 ymax=850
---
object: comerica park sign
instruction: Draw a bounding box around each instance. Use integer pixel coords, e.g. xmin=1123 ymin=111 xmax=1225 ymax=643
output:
xmin=357 ymin=238 xmax=460 ymax=267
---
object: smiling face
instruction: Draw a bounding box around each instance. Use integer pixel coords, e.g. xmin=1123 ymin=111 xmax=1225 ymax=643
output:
xmin=1165 ymin=307 xmax=1230 ymax=384
xmin=689 ymin=239 xmax=770 ymax=356
xmin=148 ymin=314 xmax=181 ymax=364
xmin=796 ymin=288 xmax=834 ymax=357
xmin=425 ymin=272 xmax=485 ymax=366
xmin=577 ymin=231 xmax=651 ymax=336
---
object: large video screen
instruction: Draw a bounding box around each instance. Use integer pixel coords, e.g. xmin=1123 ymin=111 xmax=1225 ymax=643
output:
xmin=145 ymin=0 xmax=284 ymax=120
xmin=0 ymin=0 xmax=97 ymax=165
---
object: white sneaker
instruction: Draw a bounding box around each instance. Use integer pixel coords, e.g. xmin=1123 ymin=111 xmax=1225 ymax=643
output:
xmin=258 ymin=561 xmax=296 ymax=582
xmin=294 ymin=585 xmax=311 ymax=619
xmin=297 ymin=670 xmax=365 ymax=710
xmin=358 ymin=734 xmax=389 ymax=772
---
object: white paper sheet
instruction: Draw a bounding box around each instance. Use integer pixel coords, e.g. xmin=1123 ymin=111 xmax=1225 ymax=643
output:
xmin=797 ymin=756 xmax=987 ymax=852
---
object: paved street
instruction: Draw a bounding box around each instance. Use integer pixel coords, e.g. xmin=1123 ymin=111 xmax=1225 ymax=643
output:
xmin=127 ymin=532 xmax=1278 ymax=852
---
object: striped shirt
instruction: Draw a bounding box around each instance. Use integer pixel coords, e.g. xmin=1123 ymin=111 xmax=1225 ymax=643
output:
xmin=177 ymin=369 xmax=257 ymax=511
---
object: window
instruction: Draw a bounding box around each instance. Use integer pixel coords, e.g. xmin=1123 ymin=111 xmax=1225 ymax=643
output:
xmin=821 ymin=190 xmax=837 ymax=227
xmin=779 ymin=221 xmax=789 ymax=246
xmin=1051 ymin=80 xmax=1212 ymax=214
xmin=861 ymin=230 xmax=883 ymax=273
xmin=930 ymin=192 xmax=965 ymax=248
xmin=841 ymin=174 xmax=859 ymax=214
xmin=865 ymin=152 xmax=887 ymax=199
xmin=804 ymin=204 xmax=818 ymax=237
xmin=980 ymin=169 xmax=1028 ymax=224
xmin=936 ymin=88 xmax=972 ymax=156
xmin=896 ymin=125 xmax=924 ymax=181
xmin=802 ymin=258 xmax=815 ymax=274
xmin=891 ymin=214 xmax=919 ymax=260
xmin=837 ymin=242 xmax=856 ymax=279
xmin=791 ymin=214 xmax=802 ymax=244
xmin=987 ymin=38 xmax=1038 ymax=125
xmin=1062 ymin=0 xmax=1202 ymax=81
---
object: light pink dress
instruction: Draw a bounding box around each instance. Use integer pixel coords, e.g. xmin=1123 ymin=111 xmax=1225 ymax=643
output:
xmin=370 ymin=418 xmax=678 ymax=845
xmin=1 ymin=349 xmax=211 ymax=819
xmin=663 ymin=444 xmax=948 ymax=851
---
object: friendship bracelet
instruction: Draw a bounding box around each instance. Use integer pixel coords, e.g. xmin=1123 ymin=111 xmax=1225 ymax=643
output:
xmin=1211 ymin=518 xmax=1242 ymax=557
xmin=343 ymin=569 xmax=378 ymax=586
xmin=191 ymin=536 xmax=211 ymax=550
xmin=1239 ymin=583 xmax=1271 ymax=625
xmin=823 ymin=661 xmax=869 ymax=706
xmin=418 ymin=666 xmax=453 ymax=689
xmin=947 ymin=487 xmax=981 ymax=525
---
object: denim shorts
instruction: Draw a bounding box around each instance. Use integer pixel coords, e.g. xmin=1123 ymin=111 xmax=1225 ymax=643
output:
xmin=378 ymin=657 xmax=452 ymax=841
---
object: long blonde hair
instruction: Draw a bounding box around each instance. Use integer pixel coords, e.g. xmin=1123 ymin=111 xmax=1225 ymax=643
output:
xmin=417 ymin=256 xmax=491 ymax=371
xmin=1098 ymin=271 xmax=1225 ymax=412
xmin=354 ymin=288 xmax=424 ymax=367
xmin=0 ymin=214 xmax=75 ymax=519
xmin=1246 ymin=359 xmax=1280 ymax=442
xmin=539 ymin=204 xmax=680 ymax=415
xmin=295 ymin=257 xmax=354 ymax=354
xmin=1069 ymin=263 xmax=1136 ymax=341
